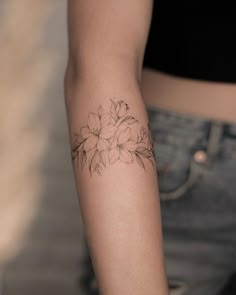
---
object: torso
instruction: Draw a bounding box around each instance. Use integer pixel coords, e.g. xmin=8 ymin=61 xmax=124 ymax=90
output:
xmin=141 ymin=69 xmax=236 ymax=124
xmin=142 ymin=3 xmax=236 ymax=123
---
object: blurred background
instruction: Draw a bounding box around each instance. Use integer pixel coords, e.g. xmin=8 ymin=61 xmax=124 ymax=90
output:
xmin=0 ymin=1 xmax=88 ymax=294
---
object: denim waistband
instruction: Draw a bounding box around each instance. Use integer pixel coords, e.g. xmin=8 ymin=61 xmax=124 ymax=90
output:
xmin=146 ymin=105 xmax=236 ymax=160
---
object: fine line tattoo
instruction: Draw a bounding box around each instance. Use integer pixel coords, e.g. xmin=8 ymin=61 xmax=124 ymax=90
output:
xmin=71 ymin=99 xmax=156 ymax=176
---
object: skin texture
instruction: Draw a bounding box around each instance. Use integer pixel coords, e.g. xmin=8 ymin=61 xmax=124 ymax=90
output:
xmin=65 ymin=1 xmax=169 ymax=294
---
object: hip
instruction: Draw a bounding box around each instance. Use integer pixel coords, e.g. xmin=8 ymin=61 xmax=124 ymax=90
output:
xmin=147 ymin=103 xmax=236 ymax=211
xmin=141 ymin=69 xmax=236 ymax=124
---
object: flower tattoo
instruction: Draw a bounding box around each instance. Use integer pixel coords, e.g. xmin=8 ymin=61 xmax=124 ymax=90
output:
xmin=71 ymin=99 xmax=156 ymax=176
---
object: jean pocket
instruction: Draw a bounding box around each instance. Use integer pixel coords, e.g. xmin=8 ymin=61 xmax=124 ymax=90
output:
xmin=154 ymin=140 xmax=203 ymax=201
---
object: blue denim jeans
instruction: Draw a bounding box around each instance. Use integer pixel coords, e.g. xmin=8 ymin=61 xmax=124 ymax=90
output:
xmin=147 ymin=105 xmax=236 ymax=295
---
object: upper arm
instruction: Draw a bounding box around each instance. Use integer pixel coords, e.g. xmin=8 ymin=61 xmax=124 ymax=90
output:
xmin=67 ymin=0 xmax=153 ymax=81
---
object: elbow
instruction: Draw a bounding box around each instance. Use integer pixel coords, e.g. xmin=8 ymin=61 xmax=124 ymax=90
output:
xmin=64 ymin=51 xmax=142 ymax=103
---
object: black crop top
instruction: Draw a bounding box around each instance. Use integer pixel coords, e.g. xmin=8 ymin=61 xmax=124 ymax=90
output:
xmin=143 ymin=2 xmax=236 ymax=83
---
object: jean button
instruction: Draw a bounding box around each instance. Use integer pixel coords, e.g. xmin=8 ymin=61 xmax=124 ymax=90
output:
xmin=193 ymin=150 xmax=208 ymax=164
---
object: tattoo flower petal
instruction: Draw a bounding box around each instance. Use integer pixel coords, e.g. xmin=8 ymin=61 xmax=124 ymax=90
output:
xmin=78 ymin=141 xmax=84 ymax=151
xmin=97 ymin=137 xmax=109 ymax=151
xmin=100 ymin=113 xmax=111 ymax=128
xmin=110 ymin=138 xmax=118 ymax=149
xmin=83 ymin=135 xmax=98 ymax=151
xmin=118 ymin=127 xmax=131 ymax=145
xmin=88 ymin=113 xmax=100 ymax=133
xmin=99 ymin=125 xmax=117 ymax=139
xmin=122 ymin=140 xmax=137 ymax=151
xmin=116 ymin=101 xmax=128 ymax=117
xmin=80 ymin=126 xmax=92 ymax=138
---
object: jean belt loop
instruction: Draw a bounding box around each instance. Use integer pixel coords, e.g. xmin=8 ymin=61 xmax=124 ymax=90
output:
xmin=206 ymin=120 xmax=223 ymax=163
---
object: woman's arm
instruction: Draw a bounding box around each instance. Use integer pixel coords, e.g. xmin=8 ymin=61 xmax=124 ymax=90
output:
xmin=64 ymin=1 xmax=169 ymax=294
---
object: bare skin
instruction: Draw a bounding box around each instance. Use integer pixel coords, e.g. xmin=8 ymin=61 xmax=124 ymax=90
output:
xmin=142 ymin=69 xmax=236 ymax=124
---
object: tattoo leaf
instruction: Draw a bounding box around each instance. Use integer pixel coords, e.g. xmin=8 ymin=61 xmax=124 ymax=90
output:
xmin=100 ymin=151 xmax=106 ymax=167
xmin=140 ymin=126 xmax=147 ymax=139
xmin=81 ymin=151 xmax=87 ymax=168
xmin=110 ymin=99 xmax=118 ymax=120
xmin=89 ymin=150 xmax=100 ymax=174
xmin=119 ymin=148 xmax=133 ymax=163
xmin=135 ymin=153 xmax=145 ymax=169
xmin=148 ymin=157 xmax=155 ymax=168
xmin=87 ymin=148 xmax=97 ymax=163
xmin=136 ymin=147 xmax=146 ymax=153
xmin=137 ymin=148 xmax=153 ymax=158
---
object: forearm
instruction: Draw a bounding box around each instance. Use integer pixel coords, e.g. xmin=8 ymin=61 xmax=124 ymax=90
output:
xmin=64 ymin=69 xmax=169 ymax=295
